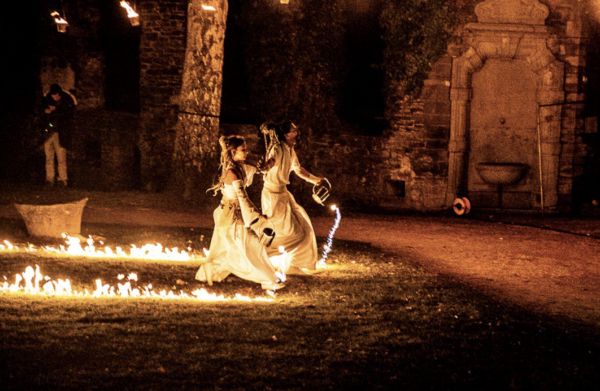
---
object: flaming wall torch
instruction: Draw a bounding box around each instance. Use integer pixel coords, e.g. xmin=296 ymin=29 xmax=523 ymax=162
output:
xmin=120 ymin=1 xmax=140 ymax=26
xmin=50 ymin=11 xmax=68 ymax=33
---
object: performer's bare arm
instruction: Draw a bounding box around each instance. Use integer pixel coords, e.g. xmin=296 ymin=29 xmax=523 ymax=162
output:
xmin=296 ymin=166 xmax=323 ymax=186
xmin=224 ymin=169 xmax=239 ymax=184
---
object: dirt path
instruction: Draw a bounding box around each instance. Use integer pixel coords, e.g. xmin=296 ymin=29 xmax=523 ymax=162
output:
xmin=2 ymin=203 xmax=599 ymax=326
xmin=314 ymin=214 xmax=600 ymax=327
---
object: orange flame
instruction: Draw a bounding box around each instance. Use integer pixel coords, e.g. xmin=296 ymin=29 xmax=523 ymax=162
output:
xmin=119 ymin=1 xmax=139 ymax=18
xmin=1 ymin=265 xmax=274 ymax=302
xmin=201 ymin=4 xmax=217 ymax=12
xmin=0 ymin=235 xmax=206 ymax=264
xmin=269 ymin=246 xmax=291 ymax=280
xmin=50 ymin=11 xmax=68 ymax=25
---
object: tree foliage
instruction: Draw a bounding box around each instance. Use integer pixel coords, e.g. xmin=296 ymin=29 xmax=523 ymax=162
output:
xmin=239 ymin=0 xmax=344 ymax=133
xmin=380 ymin=0 xmax=477 ymax=101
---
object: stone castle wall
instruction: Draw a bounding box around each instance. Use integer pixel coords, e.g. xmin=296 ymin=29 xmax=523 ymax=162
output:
xmin=40 ymin=0 xmax=592 ymax=212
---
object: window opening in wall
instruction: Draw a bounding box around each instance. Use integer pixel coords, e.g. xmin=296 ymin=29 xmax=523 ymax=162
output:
xmin=387 ymin=179 xmax=405 ymax=198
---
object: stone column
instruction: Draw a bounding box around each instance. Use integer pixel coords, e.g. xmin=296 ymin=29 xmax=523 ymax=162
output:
xmin=537 ymin=104 xmax=562 ymax=208
xmin=534 ymin=60 xmax=565 ymax=209
xmin=446 ymin=48 xmax=482 ymax=206
xmin=174 ymin=0 xmax=228 ymax=199
xmin=446 ymin=87 xmax=470 ymax=205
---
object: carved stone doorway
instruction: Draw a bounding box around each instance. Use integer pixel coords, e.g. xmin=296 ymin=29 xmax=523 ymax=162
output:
xmin=446 ymin=0 xmax=565 ymax=210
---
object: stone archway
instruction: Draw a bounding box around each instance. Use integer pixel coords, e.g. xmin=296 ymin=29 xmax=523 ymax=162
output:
xmin=446 ymin=0 xmax=564 ymax=210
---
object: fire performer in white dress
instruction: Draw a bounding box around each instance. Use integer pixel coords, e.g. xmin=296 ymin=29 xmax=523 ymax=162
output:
xmin=195 ymin=136 xmax=284 ymax=291
xmin=261 ymin=121 xmax=324 ymax=274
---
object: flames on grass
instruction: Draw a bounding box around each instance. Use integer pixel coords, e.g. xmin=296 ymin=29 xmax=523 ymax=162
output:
xmin=1 ymin=265 xmax=273 ymax=302
xmin=0 ymin=235 xmax=204 ymax=263
xmin=0 ymin=205 xmax=343 ymax=299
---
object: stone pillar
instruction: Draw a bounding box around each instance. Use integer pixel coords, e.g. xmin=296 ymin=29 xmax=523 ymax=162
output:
xmin=537 ymin=104 xmax=562 ymax=208
xmin=446 ymin=48 xmax=482 ymax=206
xmin=173 ymin=0 xmax=228 ymax=199
xmin=446 ymin=87 xmax=471 ymax=205
xmin=533 ymin=58 xmax=565 ymax=209
xmin=138 ymin=0 xmax=187 ymax=191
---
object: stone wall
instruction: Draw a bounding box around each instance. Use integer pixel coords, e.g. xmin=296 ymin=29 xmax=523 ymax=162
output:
xmin=546 ymin=0 xmax=591 ymax=208
xmin=375 ymin=0 xmax=590 ymax=212
xmin=138 ymin=0 xmax=188 ymax=191
xmin=41 ymin=0 xmax=106 ymax=108
xmin=37 ymin=0 xmax=592 ymax=213
xmin=70 ymin=109 xmax=139 ymax=190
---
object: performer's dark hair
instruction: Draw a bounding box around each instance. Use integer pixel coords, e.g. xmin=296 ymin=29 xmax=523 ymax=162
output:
xmin=274 ymin=120 xmax=297 ymax=141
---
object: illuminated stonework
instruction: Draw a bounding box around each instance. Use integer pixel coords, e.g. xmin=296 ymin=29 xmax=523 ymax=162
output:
xmin=446 ymin=0 xmax=564 ymax=210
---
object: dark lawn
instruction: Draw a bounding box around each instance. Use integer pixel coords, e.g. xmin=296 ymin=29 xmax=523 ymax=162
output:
xmin=0 ymin=220 xmax=599 ymax=390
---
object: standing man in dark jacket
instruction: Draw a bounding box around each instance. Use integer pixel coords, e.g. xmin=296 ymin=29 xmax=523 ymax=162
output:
xmin=40 ymin=83 xmax=76 ymax=187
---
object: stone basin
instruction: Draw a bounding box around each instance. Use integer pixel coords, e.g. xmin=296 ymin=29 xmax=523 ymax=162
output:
xmin=476 ymin=162 xmax=529 ymax=186
xmin=14 ymin=198 xmax=88 ymax=238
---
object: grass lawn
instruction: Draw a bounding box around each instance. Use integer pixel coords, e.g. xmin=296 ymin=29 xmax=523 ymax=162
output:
xmin=1 ymin=220 xmax=599 ymax=390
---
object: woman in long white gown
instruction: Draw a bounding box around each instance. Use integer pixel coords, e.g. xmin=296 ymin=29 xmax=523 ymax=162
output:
xmin=261 ymin=121 xmax=324 ymax=274
xmin=195 ymin=135 xmax=284 ymax=291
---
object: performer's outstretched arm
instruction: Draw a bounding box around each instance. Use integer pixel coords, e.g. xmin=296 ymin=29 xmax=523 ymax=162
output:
xmin=296 ymin=166 xmax=323 ymax=186
xmin=291 ymin=150 xmax=322 ymax=185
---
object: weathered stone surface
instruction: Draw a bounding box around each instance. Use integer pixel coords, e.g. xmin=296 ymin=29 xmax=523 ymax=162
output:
xmin=173 ymin=0 xmax=228 ymax=199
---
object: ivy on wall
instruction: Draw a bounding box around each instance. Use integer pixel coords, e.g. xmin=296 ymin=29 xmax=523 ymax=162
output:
xmin=238 ymin=0 xmax=344 ymax=133
xmin=380 ymin=0 xmax=476 ymax=106
xmin=234 ymin=0 xmax=478 ymax=132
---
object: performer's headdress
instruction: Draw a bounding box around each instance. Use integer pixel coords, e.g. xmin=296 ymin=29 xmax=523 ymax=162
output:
xmin=207 ymin=135 xmax=246 ymax=195
xmin=260 ymin=122 xmax=280 ymax=163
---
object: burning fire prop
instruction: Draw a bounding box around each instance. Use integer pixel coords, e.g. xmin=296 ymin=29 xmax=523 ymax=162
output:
xmin=120 ymin=1 xmax=140 ymax=26
xmin=50 ymin=11 xmax=68 ymax=33
xmin=318 ymin=204 xmax=341 ymax=268
xmin=0 ymin=235 xmax=204 ymax=263
xmin=1 ymin=265 xmax=273 ymax=302
xmin=201 ymin=4 xmax=217 ymax=12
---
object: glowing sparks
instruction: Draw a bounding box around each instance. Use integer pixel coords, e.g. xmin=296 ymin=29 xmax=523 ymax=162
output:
xmin=201 ymin=4 xmax=217 ymax=12
xmin=0 ymin=235 xmax=205 ymax=264
xmin=317 ymin=204 xmax=341 ymax=268
xmin=50 ymin=11 xmax=68 ymax=33
xmin=1 ymin=265 xmax=273 ymax=302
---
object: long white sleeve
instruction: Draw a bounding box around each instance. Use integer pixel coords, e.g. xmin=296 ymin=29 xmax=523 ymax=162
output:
xmin=232 ymin=180 xmax=261 ymax=227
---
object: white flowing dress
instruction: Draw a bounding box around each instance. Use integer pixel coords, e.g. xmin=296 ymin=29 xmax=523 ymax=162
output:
xmin=261 ymin=144 xmax=318 ymax=273
xmin=195 ymin=165 xmax=280 ymax=290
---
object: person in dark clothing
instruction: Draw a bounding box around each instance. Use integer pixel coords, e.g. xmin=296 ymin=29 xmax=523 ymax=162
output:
xmin=40 ymin=83 xmax=76 ymax=186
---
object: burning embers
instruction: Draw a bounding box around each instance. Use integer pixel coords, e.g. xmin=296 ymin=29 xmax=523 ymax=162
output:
xmin=1 ymin=265 xmax=273 ymax=302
